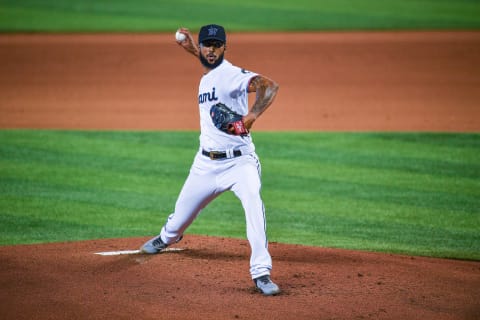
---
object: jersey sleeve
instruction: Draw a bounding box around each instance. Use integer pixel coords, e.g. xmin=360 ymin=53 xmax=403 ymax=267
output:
xmin=237 ymin=68 xmax=258 ymax=94
xmin=225 ymin=67 xmax=258 ymax=114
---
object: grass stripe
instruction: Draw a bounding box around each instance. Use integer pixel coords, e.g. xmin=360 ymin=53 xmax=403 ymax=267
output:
xmin=0 ymin=130 xmax=479 ymax=260
xmin=1 ymin=0 xmax=479 ymax=32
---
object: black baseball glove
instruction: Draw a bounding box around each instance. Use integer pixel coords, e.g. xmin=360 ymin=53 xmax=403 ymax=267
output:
xmin=210 ymin=103 xmax=248 ymax=136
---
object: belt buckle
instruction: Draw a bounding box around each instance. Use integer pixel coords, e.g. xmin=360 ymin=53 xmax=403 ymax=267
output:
xmin=209 ymin=151 xmax=218 ymax=160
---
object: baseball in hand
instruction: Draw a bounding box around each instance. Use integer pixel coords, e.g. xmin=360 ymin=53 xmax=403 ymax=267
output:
xmin=175 ymin=30 xmax=186 ymax=42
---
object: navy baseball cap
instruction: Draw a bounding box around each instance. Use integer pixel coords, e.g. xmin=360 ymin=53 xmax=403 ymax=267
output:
xmin=198 ymin=24 xmax=226 ymax=44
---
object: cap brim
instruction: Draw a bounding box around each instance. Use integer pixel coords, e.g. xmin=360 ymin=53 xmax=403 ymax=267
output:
xmin=201 ymin=36 xmax=225 ymax=43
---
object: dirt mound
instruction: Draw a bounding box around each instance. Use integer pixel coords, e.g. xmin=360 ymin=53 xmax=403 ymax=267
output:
xmin=1 ymin=235 xmax=479 ymax=319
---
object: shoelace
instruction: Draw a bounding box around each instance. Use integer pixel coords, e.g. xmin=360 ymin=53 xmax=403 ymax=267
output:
xmin=152 ymin=237 xmax=165 ymax=249
xmin=257 ymin=276 xmax=271 ymax=285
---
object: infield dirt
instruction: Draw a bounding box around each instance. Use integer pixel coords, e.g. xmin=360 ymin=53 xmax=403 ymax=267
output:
xmin=1 ymin=32 xmax=479 ymax=131
xmin=0 ymin=32 xmax=479 ymax=319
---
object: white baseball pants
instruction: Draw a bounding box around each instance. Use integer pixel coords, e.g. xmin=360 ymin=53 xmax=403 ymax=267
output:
xmin=159 ymin=150 xmax=273 ymax=279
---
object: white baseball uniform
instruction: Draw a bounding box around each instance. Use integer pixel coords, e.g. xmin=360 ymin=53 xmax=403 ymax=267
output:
xmin=158 ymin=59 xmax=273 ymax=279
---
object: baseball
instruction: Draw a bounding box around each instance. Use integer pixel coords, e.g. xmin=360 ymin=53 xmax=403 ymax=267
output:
xmin=175 ymin=30 xmax=186 ymax=42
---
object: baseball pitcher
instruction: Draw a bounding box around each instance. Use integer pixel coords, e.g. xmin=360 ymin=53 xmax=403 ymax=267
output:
xmin=140 ymin=24 xmax=280 ymax=296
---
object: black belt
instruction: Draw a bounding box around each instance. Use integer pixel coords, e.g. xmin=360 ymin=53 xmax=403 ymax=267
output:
xmin=202 ymin=149 xmax=242 ymax=160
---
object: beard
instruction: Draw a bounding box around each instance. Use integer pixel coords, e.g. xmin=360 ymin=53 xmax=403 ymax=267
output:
xmin=199 ymin=52 xmax=225 ymax=70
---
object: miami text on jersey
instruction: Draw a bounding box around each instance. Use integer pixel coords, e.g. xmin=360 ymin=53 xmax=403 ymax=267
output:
xmin=198 ymin=87 xmax=219 ymax=104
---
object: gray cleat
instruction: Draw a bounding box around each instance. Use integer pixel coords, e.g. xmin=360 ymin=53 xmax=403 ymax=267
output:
xmin=254 ymin=275 xmax=281 ymax=296
xmin=140 ymin=235 xmax=168 ymax=254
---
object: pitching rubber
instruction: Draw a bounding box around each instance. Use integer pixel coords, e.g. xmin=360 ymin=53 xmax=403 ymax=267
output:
xmin=95 ymin=248 xmax=185 ymax=256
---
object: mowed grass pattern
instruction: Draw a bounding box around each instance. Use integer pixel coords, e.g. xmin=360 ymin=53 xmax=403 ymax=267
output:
xmin=0 ymin=130 xmax=479 ymax=260
xmin=1 ymin=0 xmax=479 ymax=32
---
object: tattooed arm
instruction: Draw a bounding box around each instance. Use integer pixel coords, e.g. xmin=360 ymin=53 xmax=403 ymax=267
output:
xmin=243 ymin=75 xmax=279 ymax=130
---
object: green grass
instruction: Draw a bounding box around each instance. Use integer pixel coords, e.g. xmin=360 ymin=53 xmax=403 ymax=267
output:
xmin=1 ymin=130 xmax=479 ymax=260
xmin=1 ymin=0 xmax=479 ymax=32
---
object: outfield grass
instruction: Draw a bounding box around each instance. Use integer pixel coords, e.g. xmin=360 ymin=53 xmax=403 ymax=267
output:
xmin=1 ymin=0 xmax=479 ymax=32
xmin=1 ymin=130 xmax=478 ymax=260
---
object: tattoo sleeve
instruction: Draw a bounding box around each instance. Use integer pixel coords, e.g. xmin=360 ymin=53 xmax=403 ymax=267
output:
xmin=248 ymin=75 xmax=279 ymax=118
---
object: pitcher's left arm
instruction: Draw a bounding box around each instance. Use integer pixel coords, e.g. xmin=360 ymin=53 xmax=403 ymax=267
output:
xmin=243 ymin=75 xmax=279 ymax=130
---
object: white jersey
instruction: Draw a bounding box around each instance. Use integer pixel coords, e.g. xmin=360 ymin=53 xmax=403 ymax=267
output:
xmin=152 ymin=58 xmax=275 ymax=281
xmin=198 ymin=59 xmax=257 ymax=152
